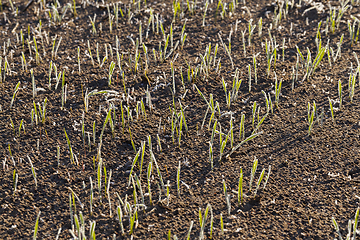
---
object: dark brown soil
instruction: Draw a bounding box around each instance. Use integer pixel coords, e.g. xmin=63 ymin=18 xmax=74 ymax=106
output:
xmin=1 ymin=0 xmax=360 ymax=239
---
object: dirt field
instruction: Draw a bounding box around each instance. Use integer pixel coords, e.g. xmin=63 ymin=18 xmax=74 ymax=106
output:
xmin=1 ymin=0 xmax=360 ymax=239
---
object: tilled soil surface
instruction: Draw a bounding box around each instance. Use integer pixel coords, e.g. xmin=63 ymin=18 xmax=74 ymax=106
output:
xmin=1 ymin=0 xmax=360 ymax=239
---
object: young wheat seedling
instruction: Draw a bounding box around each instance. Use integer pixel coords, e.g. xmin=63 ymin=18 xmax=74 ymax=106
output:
xmin=249 ymin=157 xmax=258 ymax=193
xmin=177 ymin=161 xmax=181 ymax=197
xmin=27 ymin=156 xmax=37 ymax=187
xmin=33 ymin=211 xmax=41 ymax=240
xmin=13 ymin=169 xmax=18 ymax=196
xmin=10 ymin=81 xmax=20 ymax=108
xmin=328 ymin=97 xmax=335 ymax=123
xmin=338 ymin=80 xmax=342 ymax=110
xmin=108 ymin=61 xmax=116 ymax=86
xmin=223 ymin=179 xmax=231 ymax=215
xmin=274 ymin=74 xmax=282 ymax=108
xmin=307 ymin=101 xmax=316 ymax=135
xmin=238 ymin=167 xmax=243 ymax=205
xmin=117 ymin=205 xmax=125 ymax=235
xmin=64 ymin=129 xmax=75 ymax=164
xmin=147 ymin=162 xmax=153 ymax=205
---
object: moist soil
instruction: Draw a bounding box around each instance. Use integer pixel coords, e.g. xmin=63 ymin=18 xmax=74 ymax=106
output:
xmin=1 ymin=0 xmax=360 ymax=239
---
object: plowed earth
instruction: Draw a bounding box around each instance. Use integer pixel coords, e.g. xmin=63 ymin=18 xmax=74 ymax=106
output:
xmin=1 ymin=0 xmax=360 ymax=239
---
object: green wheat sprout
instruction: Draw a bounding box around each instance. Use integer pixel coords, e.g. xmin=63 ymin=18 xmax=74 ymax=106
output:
xmin=33 ymin=211 xmax=41 ymax=240
xmin=10 ymin=81 xmax=20 ymax=108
